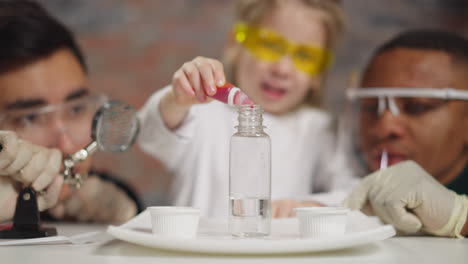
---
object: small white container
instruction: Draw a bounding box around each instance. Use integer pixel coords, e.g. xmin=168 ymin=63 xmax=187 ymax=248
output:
xmin=295 ymin=207 xmax=349 ymax=239
xmin=148 ymin=206 xmax=200 ymax=238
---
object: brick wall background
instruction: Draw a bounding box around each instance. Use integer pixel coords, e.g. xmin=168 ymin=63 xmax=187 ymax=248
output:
xmin=37 ymin=0 xmax=468 ymax=206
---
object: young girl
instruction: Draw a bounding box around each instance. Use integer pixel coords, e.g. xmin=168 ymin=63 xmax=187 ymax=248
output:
xmin=138 ymin=0 xmax=356 ymax=218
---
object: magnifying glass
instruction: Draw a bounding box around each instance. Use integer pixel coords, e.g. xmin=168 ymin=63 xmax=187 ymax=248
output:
xmin=62 ymin=100 xmax=140 ymax=188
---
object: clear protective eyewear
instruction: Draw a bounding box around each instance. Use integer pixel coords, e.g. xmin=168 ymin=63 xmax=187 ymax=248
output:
xmin=347 ymin=87 xmax=468 ymax=117
xmin=0 ymin=94 xmax=108 ymax=145
xmin=234 ymin=23 xmax=333 ymax=76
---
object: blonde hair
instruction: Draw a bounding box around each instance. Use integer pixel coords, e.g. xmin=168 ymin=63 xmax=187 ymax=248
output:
xmin=224 ymin=0 xmax=345 ymax=107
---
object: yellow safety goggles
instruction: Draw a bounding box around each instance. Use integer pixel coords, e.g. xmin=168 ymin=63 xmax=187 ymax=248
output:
xmin=234 ymin=23 xmax=333 ymax=76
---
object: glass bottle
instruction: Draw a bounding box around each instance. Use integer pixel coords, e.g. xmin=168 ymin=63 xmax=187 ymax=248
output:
xmin=229 ymin=105 xmax=271 ymax=237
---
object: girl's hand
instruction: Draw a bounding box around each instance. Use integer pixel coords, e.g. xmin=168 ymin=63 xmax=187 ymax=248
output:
xmin=271 ymin=199 xmax=323 ymax=218
xmin=171 ymin=56 xmax=226 ymax=105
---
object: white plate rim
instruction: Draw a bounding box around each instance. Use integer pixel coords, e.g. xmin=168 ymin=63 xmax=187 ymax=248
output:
xmin=107 ymin=225 xmax=396 ymax=255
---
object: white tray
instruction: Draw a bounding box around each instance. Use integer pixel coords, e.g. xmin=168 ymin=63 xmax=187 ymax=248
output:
xmin=107 ymin=210 xmax=395 ymax=255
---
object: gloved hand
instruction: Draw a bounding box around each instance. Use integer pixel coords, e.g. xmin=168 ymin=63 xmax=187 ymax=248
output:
xmin=271 ymin=200 xmax=323 ymax=218
xmin=0 ymin=131 xmax=63 ymax=222
xmin=344 ymin=160 xmax=468 ymax=238
xmin=48 ymin=175 xmax=137 ymax=224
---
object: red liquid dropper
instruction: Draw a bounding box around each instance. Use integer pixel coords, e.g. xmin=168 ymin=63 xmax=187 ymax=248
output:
xmin=210 ymin=83 xmax=253 ymax=106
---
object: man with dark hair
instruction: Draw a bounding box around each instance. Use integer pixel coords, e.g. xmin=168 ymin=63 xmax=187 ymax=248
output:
xmin=345 ymin=29 xmax=468 ymax=237
xmin=0 ymin=0 xmax=86 ymax=73
xmin=0 ymin=0 xmax=141 ymax=223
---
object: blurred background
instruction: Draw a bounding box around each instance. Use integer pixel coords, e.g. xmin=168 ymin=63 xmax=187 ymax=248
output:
xmin=37 ymin=0 xmax=468 ymax=206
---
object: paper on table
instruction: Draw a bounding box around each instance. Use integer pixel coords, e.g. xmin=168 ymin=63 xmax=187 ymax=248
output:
xmin=0 ymin=231 xmax=101 ymax=246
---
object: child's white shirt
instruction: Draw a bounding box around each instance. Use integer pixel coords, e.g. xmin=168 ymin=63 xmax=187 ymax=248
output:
xmin=138 ymin=86 xmax=358 ymax=218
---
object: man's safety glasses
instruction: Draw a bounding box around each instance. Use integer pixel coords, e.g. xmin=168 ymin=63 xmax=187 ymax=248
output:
xmin=234 ymin=23 xmax=333 ymax=76
xmin=0 ymin=95 xmax=107 ymax=141
xmin=347 ymin=87 xmax=468 ymax=118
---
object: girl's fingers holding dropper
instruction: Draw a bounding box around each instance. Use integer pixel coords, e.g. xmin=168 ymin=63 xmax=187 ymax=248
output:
xmin=182 ymin=62 xmax=206 ymax=102
xmin=209 ymin=59 xmax=226 ymax=88
xmin=173 ymin=69 xmax=196 ymax=97
xmin=195 ymin=59 xmax=217 ymax=96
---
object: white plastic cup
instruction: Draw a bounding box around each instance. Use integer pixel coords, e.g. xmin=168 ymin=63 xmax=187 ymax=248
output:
xmin=294 ymin=207 xmax=349 ymax=239
xmin=148 ymin=206 xmax=200 ymax=238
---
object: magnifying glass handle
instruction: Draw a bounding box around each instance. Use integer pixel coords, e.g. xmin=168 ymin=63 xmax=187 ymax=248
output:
xmin=62 ymin=141 xmax=97 ymax=188
xmin=70 ymin=141 xmax=98 ymax=163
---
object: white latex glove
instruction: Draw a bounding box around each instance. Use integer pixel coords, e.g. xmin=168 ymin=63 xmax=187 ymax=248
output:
xmin=48 ymin=175 xmax=137 ymax=224
xmin=0 ymin=131 xmax=63 ymax=222
xmin=344 ymin=160 xmax=468 ymax=238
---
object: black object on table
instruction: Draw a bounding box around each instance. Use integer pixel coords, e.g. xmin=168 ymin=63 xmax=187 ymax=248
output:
xmin=0 ymin=187 xmax=57 ymax=239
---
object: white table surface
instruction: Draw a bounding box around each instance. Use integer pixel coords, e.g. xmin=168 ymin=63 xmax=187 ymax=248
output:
xmin=0 ymin=223 xmax=467 ymax=264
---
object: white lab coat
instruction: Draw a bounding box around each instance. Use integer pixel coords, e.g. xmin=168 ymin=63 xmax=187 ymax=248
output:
xmin=138 ymin=86 xmax=358 ymax=218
